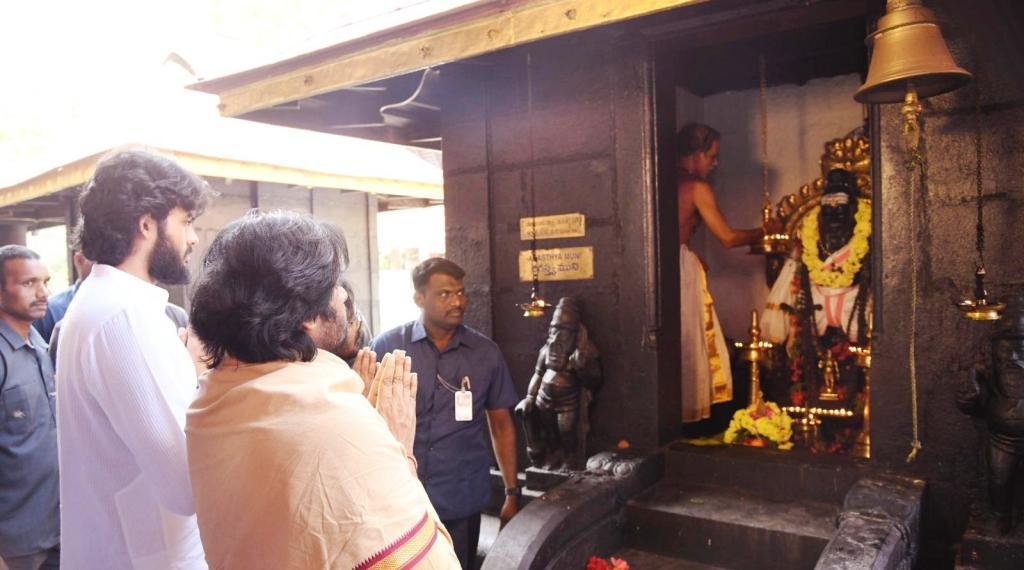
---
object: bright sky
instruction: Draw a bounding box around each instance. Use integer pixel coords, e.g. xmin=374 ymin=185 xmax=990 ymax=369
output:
xmin=0 ymin=0 xmax=479 ymax=185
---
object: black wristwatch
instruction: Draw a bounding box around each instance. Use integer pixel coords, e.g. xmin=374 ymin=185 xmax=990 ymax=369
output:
xmin=504 ymin=486 xmax=522 ymax=498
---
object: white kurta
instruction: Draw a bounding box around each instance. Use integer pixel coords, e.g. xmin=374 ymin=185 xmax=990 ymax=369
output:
xmin=56 ymin=265 xmax=206 ymax=570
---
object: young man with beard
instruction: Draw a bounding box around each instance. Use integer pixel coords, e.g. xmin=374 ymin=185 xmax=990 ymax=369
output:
xmin=185 ymin=212 xmax=459 ymax=569
xmin=370 ymin=258 xmax=520 ymax=569
xmin=0 ymin=246 xmax=59 ymax=570
xmin=55 ymin=150 xmax=212 ymax=569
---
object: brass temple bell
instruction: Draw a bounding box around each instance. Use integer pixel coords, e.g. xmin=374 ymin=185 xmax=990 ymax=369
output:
xmin=854 ymin=0 xmax=972 ymax=162
xmin=855 ymin=0 xmax=971 ymax=103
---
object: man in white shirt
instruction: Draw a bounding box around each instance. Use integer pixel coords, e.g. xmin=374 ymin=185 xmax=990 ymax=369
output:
xmin=56 ymin=149 xmax=213 ymax=569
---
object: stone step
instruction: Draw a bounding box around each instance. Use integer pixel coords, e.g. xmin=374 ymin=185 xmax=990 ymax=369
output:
xmin=664 ymin=441 xmax=868 ymax=505
xmin=623 ymin=481 xmax=839 ymax=570
xmin=609 ymin=547 xmax=729 ymax=570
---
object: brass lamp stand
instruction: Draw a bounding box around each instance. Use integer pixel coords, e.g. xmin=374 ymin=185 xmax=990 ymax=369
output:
xmin=735 ymin=310 xmax=773 ymax=407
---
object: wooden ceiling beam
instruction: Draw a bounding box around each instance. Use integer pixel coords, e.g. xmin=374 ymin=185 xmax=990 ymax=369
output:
xmin=194 ymin=0 xmax=709 ymax=117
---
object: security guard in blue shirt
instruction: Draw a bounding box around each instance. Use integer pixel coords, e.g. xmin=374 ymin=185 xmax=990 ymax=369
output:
xmin=0 ymin=245 xmax=60 ymax=570
xmin=371 ymin=258 xmax=520 ymax=569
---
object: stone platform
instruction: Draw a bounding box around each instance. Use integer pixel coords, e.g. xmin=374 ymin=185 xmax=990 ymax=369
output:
xmin=479 ymin=443 xmax=925 ymax=569
xmin=956 ymin=512 xmax=1024 ymax=569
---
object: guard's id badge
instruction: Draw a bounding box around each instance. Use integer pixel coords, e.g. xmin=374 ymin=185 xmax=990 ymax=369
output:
xmin=455 ymin=390 xmax=473 ymax=421
xmin=455 ymin=376 xmax=473 ymax=421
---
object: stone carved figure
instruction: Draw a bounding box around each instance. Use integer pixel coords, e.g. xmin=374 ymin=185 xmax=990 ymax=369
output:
xmin=957 ymin=294 xmax=1024 ymax=533
xmin=516 ymin=297 xmax=601 ymax=470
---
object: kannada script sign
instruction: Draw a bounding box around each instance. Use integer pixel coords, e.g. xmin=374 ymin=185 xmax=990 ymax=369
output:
xmin=519 ymin=213 xmax=586 ymax=240
xmin=518 ymin=247 xmax=594 ymax=282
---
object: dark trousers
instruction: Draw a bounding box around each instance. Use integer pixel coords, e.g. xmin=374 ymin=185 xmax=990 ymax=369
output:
xmin=442 ymin=513 xmax=481 ymax=569
xmin=2 ymin=544 xmax=60 ymax=570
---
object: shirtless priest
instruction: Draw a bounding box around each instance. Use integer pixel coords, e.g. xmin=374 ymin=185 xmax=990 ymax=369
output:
xmin=676 ymin=123 xmax=766 ymax=423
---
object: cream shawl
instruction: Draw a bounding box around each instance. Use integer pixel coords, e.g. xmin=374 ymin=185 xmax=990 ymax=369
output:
xmin=186 ymin=350 xmax=459 ymax=569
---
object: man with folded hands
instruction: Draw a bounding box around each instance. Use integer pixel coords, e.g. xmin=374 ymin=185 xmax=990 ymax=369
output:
xmin=185 ymin=211 xmax=459 ymax=569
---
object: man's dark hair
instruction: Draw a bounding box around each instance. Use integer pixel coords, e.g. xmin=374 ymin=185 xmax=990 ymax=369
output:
xmin=676 ymin=122 xmax=721 ymax=157
xmin=412 ymin=257 xmax=465 ymax=291
xmin=190 ymin=211 xmax=349 ymax=368
xmin=77 ymin=149 xmax=213 ymax=266
xmin=0 ymin=245 xmax=40 ymax=285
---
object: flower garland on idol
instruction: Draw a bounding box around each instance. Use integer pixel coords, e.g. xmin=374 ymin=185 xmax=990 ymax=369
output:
xmin=800 ymin=203 xmax=872 ymax=288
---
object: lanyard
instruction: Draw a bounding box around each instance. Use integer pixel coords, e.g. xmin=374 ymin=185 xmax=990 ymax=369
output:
xmin=436 ymin=373 xmax=471 ymax=394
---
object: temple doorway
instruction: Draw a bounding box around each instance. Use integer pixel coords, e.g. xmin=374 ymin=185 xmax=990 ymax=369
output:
xmin=654 ymin=8 xmax=876 ymax=457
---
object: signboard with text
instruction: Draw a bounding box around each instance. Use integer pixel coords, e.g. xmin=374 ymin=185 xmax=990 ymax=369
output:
xmin=519 ymin=213 xmax=586 ymax=240
xmin=518 ymin=247 xmax=594 ymax=282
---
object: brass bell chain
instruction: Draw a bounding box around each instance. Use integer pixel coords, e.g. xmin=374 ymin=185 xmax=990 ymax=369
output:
xmin=955 ymin=50 xmax=1003 ymax=321
xmin=519 ymin=50 xmax=550 ymax=318
xmin=759 ymin=54 xmax=770 ymax=208
xmin=973 ymin=80 xmax=985 ymax=270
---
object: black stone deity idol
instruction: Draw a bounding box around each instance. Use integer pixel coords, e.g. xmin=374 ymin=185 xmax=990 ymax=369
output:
xmin=957 ymin=294 xmax=1024 ymax=533
xmin=515 ymin=297 xmax=601 ymax=470
xmin=763 ymin=168 xmax=872 ymax=453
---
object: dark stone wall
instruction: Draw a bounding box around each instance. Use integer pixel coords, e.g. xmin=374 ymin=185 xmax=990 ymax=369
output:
xmin=441 ymin=32 xmax=674 ymax=453
xmin=441 ymin=3 xmax=1024 ymax=560
xmin=869 ymin=0 xmax=1024 ymax=559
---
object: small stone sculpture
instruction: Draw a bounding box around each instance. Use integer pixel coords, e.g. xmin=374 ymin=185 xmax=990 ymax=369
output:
xmin=957 ymin=294 xmax=1024 ymax=533
xmin=516 ymin=297 xmax=601 ymax=470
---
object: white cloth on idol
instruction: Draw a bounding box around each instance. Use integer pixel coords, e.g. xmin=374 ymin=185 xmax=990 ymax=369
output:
xmin=55 ymin=265 xmax=206 ymax=570
xmin=680 ymin=244 xmax=733 ymax=423
xmin=761 ymin=249 xmax=868 ymax=344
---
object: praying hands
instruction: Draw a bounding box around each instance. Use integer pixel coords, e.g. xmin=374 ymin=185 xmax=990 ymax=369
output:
xmin=362 ymin=349 xmax=418 ymax=456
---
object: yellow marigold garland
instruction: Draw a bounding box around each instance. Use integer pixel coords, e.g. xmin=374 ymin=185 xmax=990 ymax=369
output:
xmin=800 ymin=203 xmax=871 ymax=288
xmin=724 ymin=402 xmax=794 ymax=450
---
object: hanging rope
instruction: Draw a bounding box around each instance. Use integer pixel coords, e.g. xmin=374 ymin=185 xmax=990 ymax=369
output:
xmin=906 ymin=158 xmax=923 ymax=462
